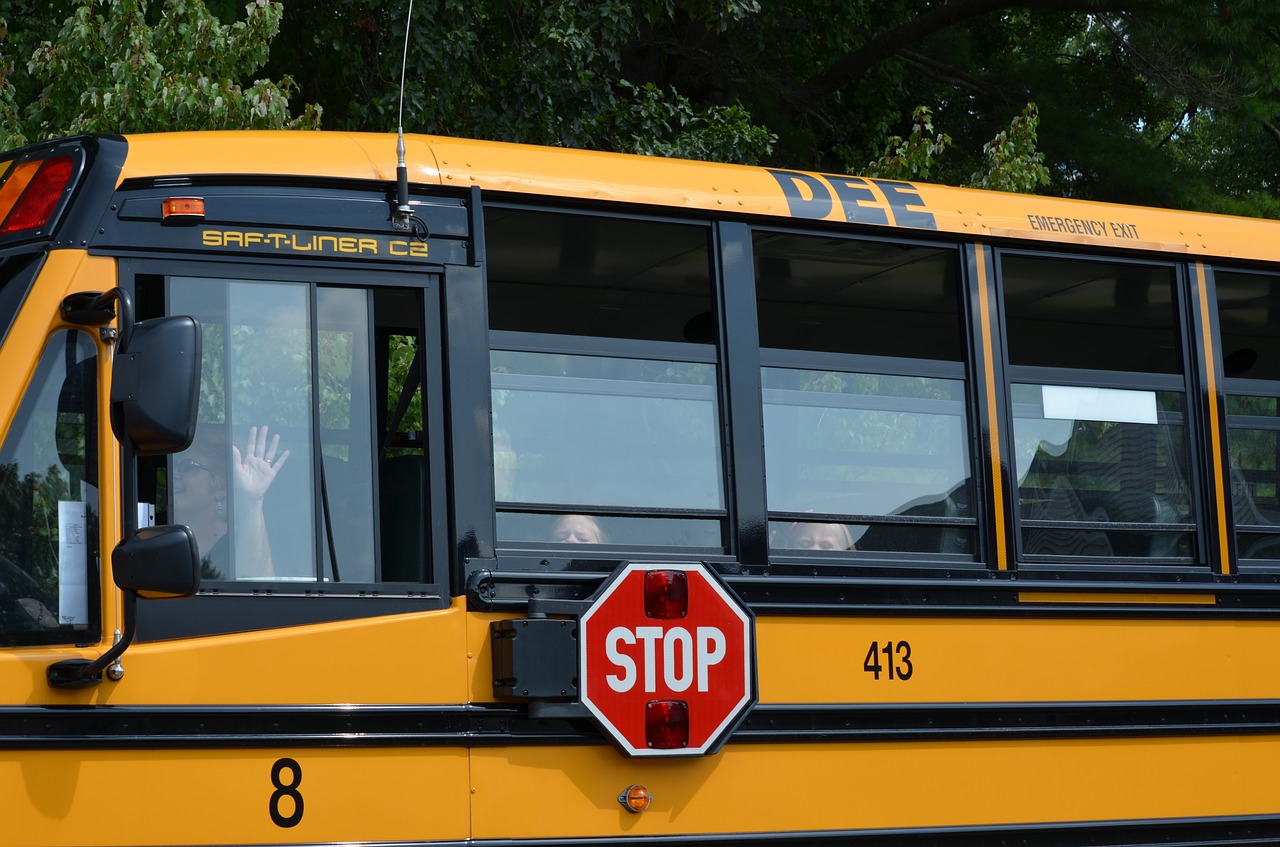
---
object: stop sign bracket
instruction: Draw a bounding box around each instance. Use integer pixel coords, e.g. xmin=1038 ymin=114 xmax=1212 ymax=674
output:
xmin=491 ymin=617 xmax=580 ymax=700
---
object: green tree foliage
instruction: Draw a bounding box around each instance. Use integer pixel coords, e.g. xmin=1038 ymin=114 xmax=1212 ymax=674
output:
xmin=5 ymin=1 xmax=1280 ymax=212
xmin=968 ymin=104 xmax=1051 ymax=194
xmin=264 ymin=0 xmax=776 ymax=164
xmin=863 ymin=105 xmax=954 ymax=182
xmin=0 ymin=0 xmax=318 ymax=148
xmin=256 ymin=0 xmax=1280 ymax=210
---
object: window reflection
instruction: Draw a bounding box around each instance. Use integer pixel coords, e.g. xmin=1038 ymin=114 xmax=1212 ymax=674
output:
xmin=485 ymin=208 xmax=722 ymax=551
xmin=754 ymin=230 xmax=975 ymax=559
xmin=492 ymin=350 xmax=724 ymax=548
xmin=0 ymin=331 xmax=98 ymax=645
xmin=170 ymin=278 xmax=316 ymax=581
xmin=1001 ymin=254 xmax=1194 ymax=561
xmin=1218 ymin=268 xmax=1280 ymax=561
xmin=1013 ymin=385 xmax=1192 ymax=558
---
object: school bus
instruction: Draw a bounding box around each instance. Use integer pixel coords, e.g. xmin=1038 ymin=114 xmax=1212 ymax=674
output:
xmin=4 ymin=130 xmax=1280 ymax=847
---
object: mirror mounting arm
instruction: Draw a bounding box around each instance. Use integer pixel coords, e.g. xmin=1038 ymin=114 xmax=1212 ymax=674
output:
xmin=46 ymin=593 xmax=137 ymax=688
xmin=60 ymin=288 xmax=135 ymax=350
xmin=48 ymin=289 xmax=200 ymax=689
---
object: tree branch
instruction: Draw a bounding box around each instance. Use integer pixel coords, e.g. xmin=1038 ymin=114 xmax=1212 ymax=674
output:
xmin=898 ymin=48 xmax=1019 ymax=103
xmin=803 ymin=0 xmax=1145 ymax=102
xmin=1264 ymin=119 xmax=1280 ymax=147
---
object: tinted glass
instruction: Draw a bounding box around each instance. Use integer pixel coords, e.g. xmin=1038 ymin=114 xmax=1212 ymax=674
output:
xmin=487 ymin=208 xmax=723 ymax=550
xmin=170 ymin=278 xmax=317 ymax=581
xmin=755 ymin=231 xmax=974 ymax=557
xmin=1217 ymin=269 xmax=1280 ymax=560
xmin=1001 ymin=254 xmax=1193 ymax=560
xmin=0 ymin=330 xmax=99 ymax=645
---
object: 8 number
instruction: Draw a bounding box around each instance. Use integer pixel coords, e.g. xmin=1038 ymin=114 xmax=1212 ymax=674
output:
xmin=269 ymin=757 xmax=305 ymax=828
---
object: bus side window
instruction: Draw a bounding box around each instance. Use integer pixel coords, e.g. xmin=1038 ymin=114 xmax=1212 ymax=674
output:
xmin=142 ymin=276 xmax=435 ymax=589
xmin=373 ymin=288 xmax=429 ymax=583
xmin=486 ymin=208 xmax=725 ymax=552
xmin=1216 ymin=268 xmax=1280 ymax=563
xmin=1000 ymin=254 xmax=1194 ymax=562
xmin=168 ymin=278 xmax=317 ymax=582
xmin=0 ymin=330 xmax=99 ymax=645
xmin=753 ymin=231 xmax=977 ymax=560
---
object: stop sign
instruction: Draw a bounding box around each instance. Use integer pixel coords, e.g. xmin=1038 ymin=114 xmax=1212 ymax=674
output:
xmin=579 ymin=562 xmax=755 ymax=757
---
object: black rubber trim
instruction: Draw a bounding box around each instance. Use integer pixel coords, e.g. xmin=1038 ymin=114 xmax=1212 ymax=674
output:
xmin=7 ymin=700 xmax=1280 ymax=750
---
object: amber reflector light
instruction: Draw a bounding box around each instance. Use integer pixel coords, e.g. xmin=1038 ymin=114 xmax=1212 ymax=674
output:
xmin=617 ymin=784 xmax=653 ymax=814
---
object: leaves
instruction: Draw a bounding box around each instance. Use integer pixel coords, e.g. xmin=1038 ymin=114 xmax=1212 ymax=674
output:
xmin=969 ymin=103 xmax=1051 ymax=194
xmin=10 ymin=0 xmax=319 ymax=140
xmin=861 ymin=105 xmax=953 ymax=182
xmin=5 ymin=1 xmax=1280 ymax=213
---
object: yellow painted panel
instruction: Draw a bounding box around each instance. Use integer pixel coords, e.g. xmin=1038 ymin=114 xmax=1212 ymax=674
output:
xmin=0 ymin=251 xmax=111 ymax=439
xmin=1018 ymin=591 xmax=1216 ymax=605
xmin=107 ymin=603 xmax=469 ymax=705
xmin=468 ymin=611 xmax=1280 ymax=706
xmin=756 ymin=615 xmax=1280 ymax=703
xmin=118 ymin=132 xmax=1280 ymax=264
xmin=5 ymin=747 xmax=469 ymax=847
xmin=1 ymin=599 xmax=468 ymax=708
xmin=470 ymin=736 xmax=1280 ymax=839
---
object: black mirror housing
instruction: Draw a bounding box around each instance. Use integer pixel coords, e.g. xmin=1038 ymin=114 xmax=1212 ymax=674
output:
xmin=113 ymin=525 xmax=200 ymax=599
xmin=110 ymin=315 xmax=200 ymax=456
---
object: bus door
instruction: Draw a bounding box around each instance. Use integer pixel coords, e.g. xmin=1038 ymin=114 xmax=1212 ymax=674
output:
xmin=1 ymin=178 xmax=477 ymax=846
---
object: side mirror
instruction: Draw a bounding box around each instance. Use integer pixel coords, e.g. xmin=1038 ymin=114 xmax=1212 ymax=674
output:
xmin=113 ymin=524 xmax=200 ymax=599
xmin=49 ymin=294 xmax=203 ymax=688
xmin=110 ymin=315 xmax=200 ymax=456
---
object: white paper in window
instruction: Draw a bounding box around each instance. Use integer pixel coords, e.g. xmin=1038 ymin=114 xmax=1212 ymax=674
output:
xmin=1041 ymin=385 xmax=1158 ymax=425
xmin=57 ymin=501 xmax=89 ymax=626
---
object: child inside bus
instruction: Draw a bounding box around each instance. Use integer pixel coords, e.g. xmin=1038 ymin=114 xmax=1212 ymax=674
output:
xmin=174 ymin=425 xmax=289 ymax=579
xmin=551 ymin=513 xmax=607 ymax=544
xmin=787 ymin=520 xmax=855 ymax=551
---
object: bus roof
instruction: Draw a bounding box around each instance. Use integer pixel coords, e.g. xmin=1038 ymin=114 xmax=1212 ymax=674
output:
xmin=117 ymin=130 xmax=1280 ymax=264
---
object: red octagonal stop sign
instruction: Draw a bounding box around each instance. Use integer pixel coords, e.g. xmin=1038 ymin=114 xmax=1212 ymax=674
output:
xmin=580 ymin=562 xmax=755 ymax=757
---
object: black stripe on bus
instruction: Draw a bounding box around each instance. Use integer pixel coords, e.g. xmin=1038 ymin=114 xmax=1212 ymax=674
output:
xmin=7 ymin=700 xmax=1280 ymax=750
xmin=467 ymin=567 xmax=1280 ymax=618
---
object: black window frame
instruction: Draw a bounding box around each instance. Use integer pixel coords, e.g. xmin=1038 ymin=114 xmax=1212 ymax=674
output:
xmin=994 ymin=248 xmax=1207 ymax=574
xmin=480 ymin=201 xmax=741 ymax=574
xmin=123 ymin=256 xmax=451 ymax=640
xmin=749 ymin=223 xmax=983 ymax=575
xmin=1213 ymin=263 xmax=1280 ymax=571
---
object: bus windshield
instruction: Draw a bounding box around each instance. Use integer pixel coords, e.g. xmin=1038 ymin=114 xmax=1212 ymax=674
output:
xmin=0 ymin=330 xmax=98 ymax=646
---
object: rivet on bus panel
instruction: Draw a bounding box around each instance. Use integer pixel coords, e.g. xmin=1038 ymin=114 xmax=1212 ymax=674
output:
xmin=618 ymin=784 xmax=653 ymax=813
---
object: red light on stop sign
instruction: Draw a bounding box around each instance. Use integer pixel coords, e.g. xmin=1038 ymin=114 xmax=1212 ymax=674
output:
xmin=644 ymin=570 xmax=687 ymax=618
xmin=645 ymin=699 xmax=689 ymax=749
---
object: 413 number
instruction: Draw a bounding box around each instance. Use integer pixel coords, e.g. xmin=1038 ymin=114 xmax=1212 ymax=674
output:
xmin=863 ymin=640 xmax=913 ymax=681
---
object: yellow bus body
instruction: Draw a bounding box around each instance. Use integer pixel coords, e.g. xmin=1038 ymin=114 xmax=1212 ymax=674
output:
xmin=1 ymin=131 xmax=1280 ymax=847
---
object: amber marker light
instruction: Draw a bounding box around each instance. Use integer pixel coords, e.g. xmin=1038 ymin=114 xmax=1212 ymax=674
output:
xmin=161 ymin=197 xmax=205 ymax=225
xmin=643 ymin=569 xmax=688 ymax=618
xmin=618 ymin=784 xmax=653 ymax=814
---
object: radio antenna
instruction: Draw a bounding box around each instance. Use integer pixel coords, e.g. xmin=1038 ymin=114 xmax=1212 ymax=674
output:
xmin=392 ymin=0 xmax=415 ymax=229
